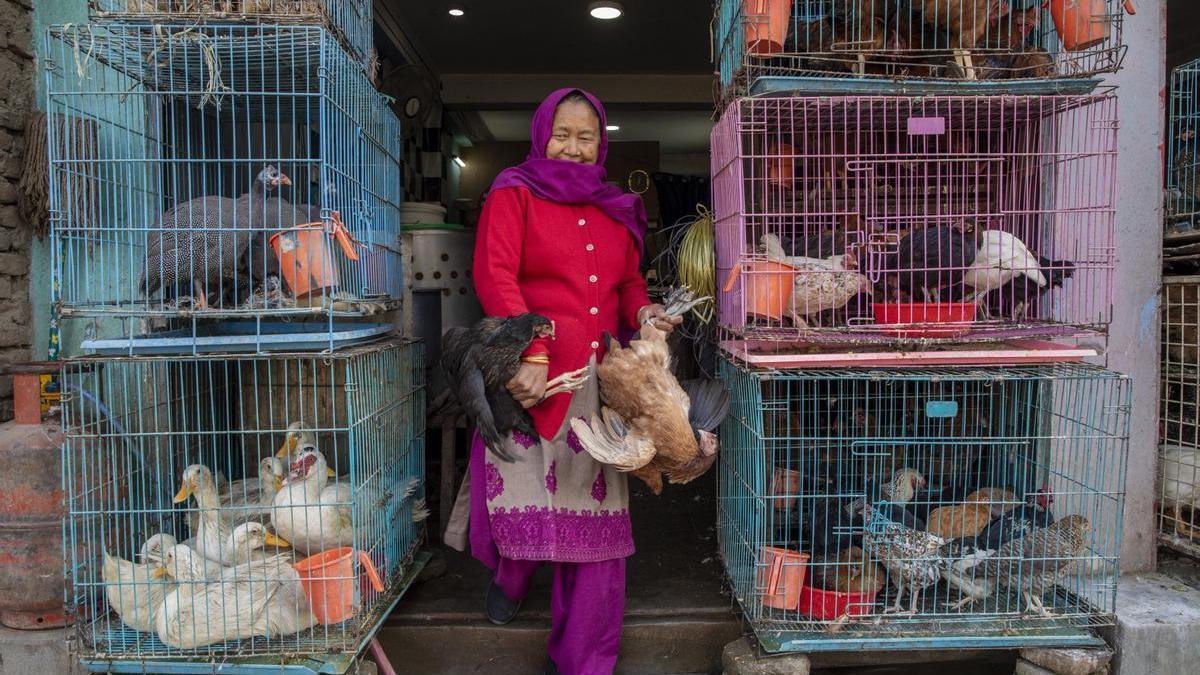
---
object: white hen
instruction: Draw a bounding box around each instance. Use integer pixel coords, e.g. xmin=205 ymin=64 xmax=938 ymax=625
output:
xmin=1161 ymin=443 xmax=1200 ymax=540
xmin=962 ymin=230 xmax=1047 ymax=318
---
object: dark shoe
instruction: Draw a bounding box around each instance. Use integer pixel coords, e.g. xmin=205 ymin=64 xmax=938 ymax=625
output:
xmin=485 ymin=578 xmax=522 ymax=625
xmin=542 ymin=659 xmax=560 ymax=675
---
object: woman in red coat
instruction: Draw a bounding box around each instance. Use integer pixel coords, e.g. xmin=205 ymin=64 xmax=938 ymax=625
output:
xmin=463 ymin=88 xmax=678 ymax=675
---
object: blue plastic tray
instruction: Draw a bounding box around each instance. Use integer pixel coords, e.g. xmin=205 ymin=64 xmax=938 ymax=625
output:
xmin=749 ymin=75 xmax=1104 ymax=97
xmin=81 ymin=322 xmax=395 ymax=356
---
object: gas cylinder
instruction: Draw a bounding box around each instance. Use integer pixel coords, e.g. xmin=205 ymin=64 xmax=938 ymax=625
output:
xmin=0 ymin=362 xmax=68 ymax=629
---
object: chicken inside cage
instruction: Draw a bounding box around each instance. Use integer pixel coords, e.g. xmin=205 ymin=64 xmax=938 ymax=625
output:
xmin=715 ymin=96 xmax=1116 ymax=341
xmin=724 ymin=365 xmax=1126 ymax=632
xmin=46 ymin=25 xmax=401 ymax=323
xmin=64 ymin=344 xmax=425 ymax=655
xmin=718 ymin=0 xmax=1127 ymax=86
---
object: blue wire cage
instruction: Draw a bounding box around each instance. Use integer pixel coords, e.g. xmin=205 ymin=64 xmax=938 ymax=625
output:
xmin=1168 ymin=59 xmax=1200 ymax=231
xmin=43 ymin=24 xmax=403 ymax=340
xmin=717 ymin=359 xmax=1129 ymax=652
xmin=88 ymin=0 xmax=373 ymax=68
xmin=61 ymin=338 xmax=426 ymax=672
xmin=713 ymin=0 xmax=1131 ymax=100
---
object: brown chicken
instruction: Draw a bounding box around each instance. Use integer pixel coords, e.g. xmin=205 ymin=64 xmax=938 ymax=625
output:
xmin=917 ymin=0 xmax=1010 ymax=50
xmin=926 ymin=501 xmax=994 ymax=540
xmin=966 ymin=487 xmax=1019 ymax=518
xmin=809 ymin=546 xmax=887 ymax=594
xmin=572 ymin=322 xmax=730 ymax=494
xmin=974 ymin=7 xmax=1055 ymax=80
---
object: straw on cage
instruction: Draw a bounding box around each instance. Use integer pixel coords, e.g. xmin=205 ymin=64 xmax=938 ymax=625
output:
xmin=675 ymin=205 xmax=716 ymax=323
xmin=19 ymin=112 xmax=99 ymax=242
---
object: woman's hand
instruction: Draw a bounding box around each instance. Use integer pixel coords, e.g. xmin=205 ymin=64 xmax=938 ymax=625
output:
xmin=637 ymin=304 xmax=683 ymax=333
xmin=507 ymin=361 xmax=549 ymax=408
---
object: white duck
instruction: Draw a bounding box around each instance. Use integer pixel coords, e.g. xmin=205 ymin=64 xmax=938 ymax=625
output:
xmin=154 ymin=543 xmax=318 ymax=649
xmin=174 ymin=464 xmax=233 ymax=564
xmin=276 ymin=422 xmax=316 ymax=462
xmin=102 ymin=536 xmax=177 ymax=633
xmin=141 ymin=533 xmax=227 ymax=581
xmin=225 ymin=521 xmax=293 ymax=565
xmin=962 ymin=230 xmax=1047 ymax=319
xmin=271 ymin=447 xmax=354 ymax=554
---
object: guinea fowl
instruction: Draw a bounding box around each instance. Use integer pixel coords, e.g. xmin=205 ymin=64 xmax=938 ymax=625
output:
xmin=140 ymin=165 xmax=291 ymax=309
xmin=861 ymin=502 xmax=947 ymax=615
xmin=441 ymin=314 xmax=588 ymax=462
xmin=982 ymin=515 xmax=1092 ymax=616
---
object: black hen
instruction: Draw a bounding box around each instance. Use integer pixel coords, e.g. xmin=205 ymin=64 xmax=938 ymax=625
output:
xmin=441 ymin=314 xmax=555 ymax=462
xmin=981 ymin=256 xmax=1076 ymax=320
xmin=973 ymin=484 xmax=1055 ymax=551
xmin=876 ymin=225 xmax=975 ymax=303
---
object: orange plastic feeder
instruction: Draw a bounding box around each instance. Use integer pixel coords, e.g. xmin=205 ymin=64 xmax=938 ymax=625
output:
xmin=722 ymin=259 xmax=799 ymax=322
xmin=1050 ymin=0 xmax=1117 ymax=51
xmin=269 ymin=211 xmax=362 ymax=299
xmin=293 ymin=547 xmax=384 ymax=625
xmin=757 ymin=546 xmax=809 ymax=610
xmin=743 ymin=0 xmax=791 ymax=55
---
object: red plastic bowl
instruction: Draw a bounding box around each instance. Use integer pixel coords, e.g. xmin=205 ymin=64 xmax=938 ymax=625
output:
xmin=872 ymin=302 xmax=976 ymax=338
xmin=797 ymin=583 xmax=879 ymax=620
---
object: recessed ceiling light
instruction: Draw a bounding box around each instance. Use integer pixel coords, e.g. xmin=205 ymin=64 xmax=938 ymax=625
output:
xmin=589 ymin=1 xmax=623 ymax=20
xmin=606 ymin=124 xmax=620 ymax=132
xmin=452 ymin=155 xmax=466 ymax=168
xmin=448 ymin=4 xmax=465 ymax=17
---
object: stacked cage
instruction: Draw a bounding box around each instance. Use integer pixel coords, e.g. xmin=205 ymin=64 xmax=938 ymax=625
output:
xmin=47 ymin=3 xmax=424 ymax=672
xmin=1160 ymin=59 xmax=1200 ymax=559
xmin=711 ymin=0 xmax=1130 ymax=653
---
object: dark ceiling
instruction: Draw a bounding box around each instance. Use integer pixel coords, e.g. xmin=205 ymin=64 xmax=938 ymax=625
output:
xmin=392 ymin=1 xmax=712 ymax=75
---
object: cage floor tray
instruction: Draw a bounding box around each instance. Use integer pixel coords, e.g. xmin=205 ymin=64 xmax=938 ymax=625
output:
xmin=749 ymin=76 xmax=1104 ymax=97
xmin=82 ymin=322 xmax=396 ymax=356
xmin=721 ymin=340 xmax=1098 ymax=369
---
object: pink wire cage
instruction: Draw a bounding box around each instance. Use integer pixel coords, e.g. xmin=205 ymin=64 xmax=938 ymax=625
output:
xmin=712 ymin=94 xmax=1118 ymax=347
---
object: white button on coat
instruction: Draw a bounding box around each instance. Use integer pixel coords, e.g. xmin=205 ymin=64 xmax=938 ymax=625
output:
xmin=588 ymin=275 xmax=598 ymax=283
xmin=577 ymin=218 xmax=586 ymax=226
xmin=589 ymin=307 xmax=598 ymax=315
xmin=585 ymin=244 xmax=594 ymax=251
xmin=590 ymin=341 xmax=599 ymax=349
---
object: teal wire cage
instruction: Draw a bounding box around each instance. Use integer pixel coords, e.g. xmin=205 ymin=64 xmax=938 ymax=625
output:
xmin=1168 ymin=59 xmax=1200 ymax=231
xmin=61 ymin=338 xmax=425 ymax=672
xmin=88 ymin=0 xmax=374 ymax=67
xmin=43 ymin=24 xmax=402 ymax=339
xmin=713 ymin=0 xmax=1130 ymax=101
xmin=717 ymin=359 xmax=1130 ymax=652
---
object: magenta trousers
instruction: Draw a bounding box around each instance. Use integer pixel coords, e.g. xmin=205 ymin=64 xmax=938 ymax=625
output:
xmin=469 ymin=434 xmax=626 ymax=675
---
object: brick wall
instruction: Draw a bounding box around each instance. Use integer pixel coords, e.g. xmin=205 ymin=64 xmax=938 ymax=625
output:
xmin=0 ymin=0 xmax=34 ymax=421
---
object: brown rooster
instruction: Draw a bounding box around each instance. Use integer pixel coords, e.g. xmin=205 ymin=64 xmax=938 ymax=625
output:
xmin=915 ymin=0 xmax=1011 ymax=77
xmin=974 ymin=7 xmax=1055 ymax=80
xmin=571 ymin=322 xmax=731 ymax=494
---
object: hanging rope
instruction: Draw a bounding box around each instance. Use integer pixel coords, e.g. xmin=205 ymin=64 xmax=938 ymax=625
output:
xmin=676 ymin=204 xmax=716 ymax=324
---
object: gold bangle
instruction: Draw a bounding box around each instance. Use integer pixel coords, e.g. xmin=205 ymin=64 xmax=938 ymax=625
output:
xmin=522 ymin=355 xmax=550 ymax=365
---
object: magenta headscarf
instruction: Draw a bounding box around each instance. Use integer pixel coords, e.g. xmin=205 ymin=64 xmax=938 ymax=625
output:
xmin=489 ymin=88 xmax=647 ymax=248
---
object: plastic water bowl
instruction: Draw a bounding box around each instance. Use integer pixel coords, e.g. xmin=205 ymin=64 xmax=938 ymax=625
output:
xmin=797 ymin=583 xmax=878 ymax=620
xmin=872 ymin=302 xmax=976 ymax=338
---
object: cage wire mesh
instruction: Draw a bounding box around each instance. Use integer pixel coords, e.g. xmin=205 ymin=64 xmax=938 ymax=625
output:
xmin=44 ymin=24 xmax=402 ymax=334
xmin=711 ymin=95 xmax=1117 ymax=347
xmin=1168 ymin=59 xmax=1200 ymax=231
xmin=89 ymin=0 xmax=373 ymax=67
xmin=713 ymin=0 xmax=1129 ymax=100
xmin=716 ymin=359 xmax=1129 ymax=651
xmin=1160 ymin=277 xmax=1200 ymax=558
xmin=61 ymin=338 xmax=425 ymax=663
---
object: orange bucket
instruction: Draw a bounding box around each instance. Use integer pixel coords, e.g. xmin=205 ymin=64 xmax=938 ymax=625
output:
xmin=770 ymin=466 xmax=802 ymax=511
xmin=757 ymin=546 xmax=809 ymax=610
xmin=293 ymin=547 xmax=385 ymax=625
xmin=722 ymin=259 xmax=799 ymax=322
xmin=269 ymin=211 xmax=362 ymax=299
xmin=1050 ymin=0 xmax=1113 ymax=51
xmin=743 ymin=0 xmax=791 ymax=55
